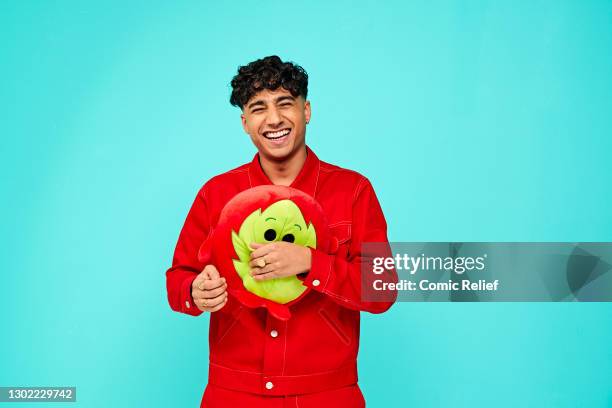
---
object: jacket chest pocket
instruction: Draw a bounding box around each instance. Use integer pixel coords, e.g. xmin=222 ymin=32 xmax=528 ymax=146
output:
xmin=329 ymin=222 xmax=352 ymax=255
xmin=211 ymin=307 xmax=243 ymax=347
xmin=318 ymin=307 xmax=352 ymax=346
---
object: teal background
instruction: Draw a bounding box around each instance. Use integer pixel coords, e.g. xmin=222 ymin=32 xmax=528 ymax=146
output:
xmin=1 ymin=1 xmax=611 ymax=407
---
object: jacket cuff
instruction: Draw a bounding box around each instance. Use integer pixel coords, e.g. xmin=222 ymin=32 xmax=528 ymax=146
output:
xmin=300 ymin=248 xmax=333 ymax=292
xmin=180 ymin=274 xmax=203 ymax=316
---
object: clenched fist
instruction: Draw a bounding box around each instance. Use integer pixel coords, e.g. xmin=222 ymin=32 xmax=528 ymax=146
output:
xmin=191 ymin=265 xmax=228 ymax=312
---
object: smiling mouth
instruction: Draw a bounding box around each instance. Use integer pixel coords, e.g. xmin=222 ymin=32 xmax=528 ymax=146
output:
xmin=263 ymin=128 xmax=291 ymax=140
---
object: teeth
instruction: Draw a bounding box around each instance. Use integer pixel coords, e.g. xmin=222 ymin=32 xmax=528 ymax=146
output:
xmin=265 ymin=129 xmax=290 ymax=139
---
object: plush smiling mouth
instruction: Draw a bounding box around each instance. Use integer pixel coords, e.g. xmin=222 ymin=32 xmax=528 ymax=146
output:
xmin=263 ymin=128 xmax=291 ymax=140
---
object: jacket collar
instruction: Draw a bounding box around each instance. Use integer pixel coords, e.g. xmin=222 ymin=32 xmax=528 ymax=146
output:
xmin=248 ymin=145 xmax=320 ymax=197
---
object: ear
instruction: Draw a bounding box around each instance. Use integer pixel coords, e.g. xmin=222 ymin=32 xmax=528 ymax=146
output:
xmin=304 ymin=100 xmax=311 ymax=124
xmin=240 ymin=113 xmax=249 ymax=134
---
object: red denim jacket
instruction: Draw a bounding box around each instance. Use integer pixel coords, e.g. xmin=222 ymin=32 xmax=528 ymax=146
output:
xmin=166 ymin=146 xmax=397 ymax=396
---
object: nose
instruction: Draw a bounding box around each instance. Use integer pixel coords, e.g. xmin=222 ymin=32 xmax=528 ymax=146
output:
xmin=266 ymin=106 xmax=283 ymax=127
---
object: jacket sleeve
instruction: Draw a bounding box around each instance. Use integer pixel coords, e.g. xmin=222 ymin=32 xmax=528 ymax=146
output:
xmin=165 ymin=186 xmax=241 ymax=317
xmin=299 ymin=177 xmax=398 ymax=313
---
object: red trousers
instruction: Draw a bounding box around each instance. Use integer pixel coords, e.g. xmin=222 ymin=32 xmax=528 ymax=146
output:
xmin=200 ymin=384 xmax=365 ymax=408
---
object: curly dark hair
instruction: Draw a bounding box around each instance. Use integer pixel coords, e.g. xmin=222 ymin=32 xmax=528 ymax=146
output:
xmin=230 ymin=55 xmax=308 ymax=109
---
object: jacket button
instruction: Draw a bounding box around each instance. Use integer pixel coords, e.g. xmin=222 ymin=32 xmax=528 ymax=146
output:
xmin=270 ymin=329 xmax=278 ymax=338
xmin=185 ymin=301 xmax=191 ymax=309
xmin=265 ymin=381 xmax=274 ymax=390
xmin=312 ymin=279 xmax=320 ymax=287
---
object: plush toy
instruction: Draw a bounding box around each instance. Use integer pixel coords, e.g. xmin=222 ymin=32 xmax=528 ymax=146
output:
xmin=198 ymin=185 xmax=337 ymax=320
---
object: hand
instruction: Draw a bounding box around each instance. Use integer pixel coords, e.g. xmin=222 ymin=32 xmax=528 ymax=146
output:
xmin=191 ymin=265 xmax=228 ymax=312
xmin=249 ymin=242 xmax=312 ymax=281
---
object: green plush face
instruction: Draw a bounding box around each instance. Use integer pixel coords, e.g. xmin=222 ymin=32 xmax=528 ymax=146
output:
xmin=231 ymin=199 xmax=317 ymax=304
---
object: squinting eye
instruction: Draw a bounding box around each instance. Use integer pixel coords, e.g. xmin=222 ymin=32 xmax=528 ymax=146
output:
xmin=264 ymin=229 xmax=277 ymax=241
xmin=281 ymin=233 xmax=295 ymax=243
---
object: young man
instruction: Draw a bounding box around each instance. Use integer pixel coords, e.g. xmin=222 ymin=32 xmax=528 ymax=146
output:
xmin=166 ymin=56 xmax=396 ymax=407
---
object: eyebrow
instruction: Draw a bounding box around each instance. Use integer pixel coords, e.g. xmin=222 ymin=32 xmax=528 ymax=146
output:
xmin=276 ymin=96 xmax=295 ymax=104
xmin=265 ymin=217 xmax=276 ymax=222
xmin=247 ymin=100 xmax=265 ymax=110
xmin=247 ymin=95 xmax=296 ymax=110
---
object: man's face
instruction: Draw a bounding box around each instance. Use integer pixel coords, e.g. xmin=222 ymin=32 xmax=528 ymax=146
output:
xmin=241 ymin=87 xmax=311 ymax=161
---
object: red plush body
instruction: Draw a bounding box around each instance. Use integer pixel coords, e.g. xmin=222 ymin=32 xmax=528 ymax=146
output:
xmin=197 ymin=185 xmax=337 ymax=320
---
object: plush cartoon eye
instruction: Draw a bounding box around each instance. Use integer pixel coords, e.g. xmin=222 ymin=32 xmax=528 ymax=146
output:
xmin=264 ymin=229 xmax=277 ymax=241
xmin=281 ymin=233 xmax=295 ymax=243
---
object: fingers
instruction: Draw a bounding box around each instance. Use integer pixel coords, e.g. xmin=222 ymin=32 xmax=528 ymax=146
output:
xmin=249 ymin=242 xmax=264 ymax=250
xmin=207 ymin=296 xmax=228 ymax=312
xmin=203 ymin=264 xmax=220 ymax=280
xmin=192 ymin=272 xmax=208 ymax=291
xmin=194 ymin=267 xmax=226 ymax=291
xmin=249 ymin=242 xmax=276 ymax=260
xmin=195 ymin=278 xmax=224 ymax=291
xmin=248 ymin=253 xmax=277 ymax=269
xmin=250 ymin=262 xmax=278 ymax=276
xmin=252 ymin=272 xmax=276 ymax=281
xmin=196 ymin=291 xmax=226 ymax=307
xmin=192 ymin=281 xmax=227 ymax=299
xmin=199 ymin=277 xmax=226 ymax=291
xmin=255 ymin=258 xmax=266 ymax=268
xmin=195 ymin=291 xmax=228 ymax=311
